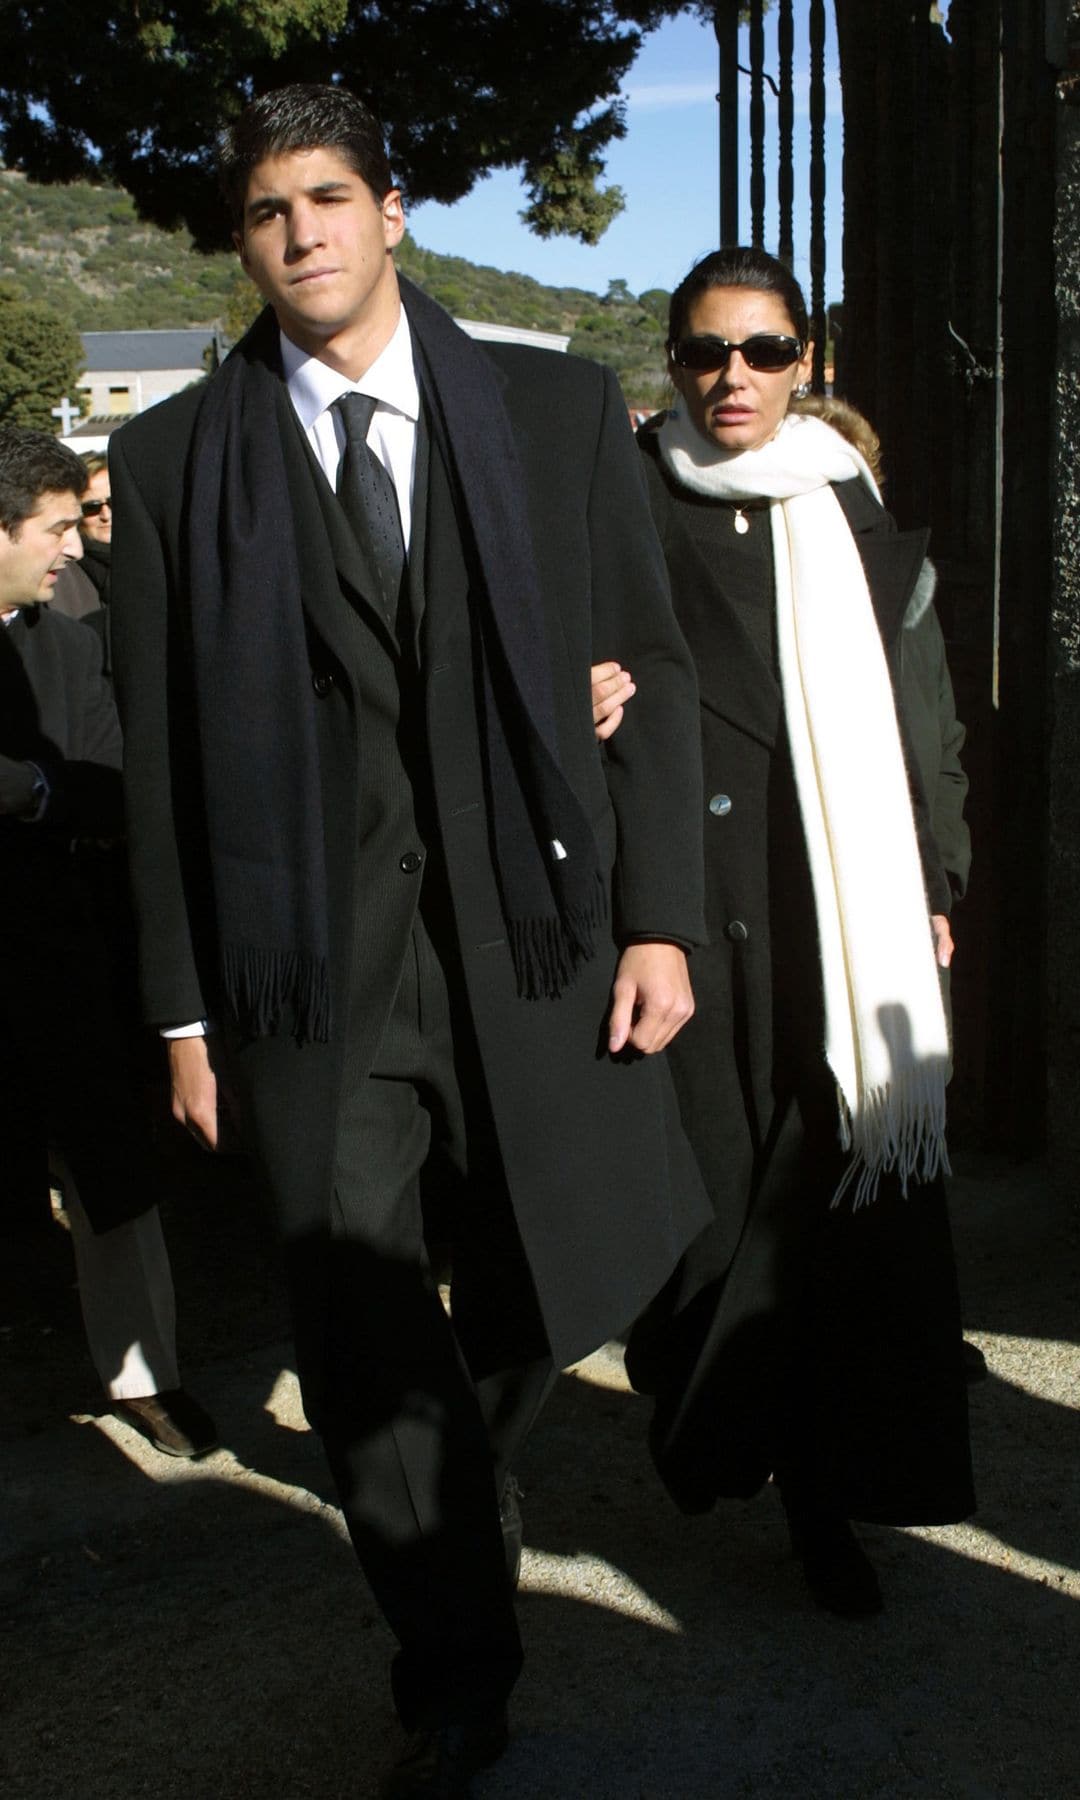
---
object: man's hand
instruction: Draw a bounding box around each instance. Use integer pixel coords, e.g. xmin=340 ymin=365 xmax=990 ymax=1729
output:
xmin=169 ymin=1034 xmax=224 ymax=1151
xmin=608 ymin=942 xmax=694 ymax=1055
xmin=0 ymin=754 xmax=38 ymax=817
xmin=591 ymin=661 xmax=636 ymax=741
xmin=931 ymin=913 xmax=954 ymax=969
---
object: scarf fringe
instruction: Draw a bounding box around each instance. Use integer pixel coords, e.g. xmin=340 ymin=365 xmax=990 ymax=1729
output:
xmin=221 ymin=942 xmax=331 ymax=1046
xmin=507 ymin=874 xmax=608 ymax=1001
xmin=831 ymin=1061 xmax=952 ymax=1209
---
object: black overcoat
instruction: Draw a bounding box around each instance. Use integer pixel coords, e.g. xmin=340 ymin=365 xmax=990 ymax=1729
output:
xmin=109 ymin=321 xmax=713 ymax=1370
xmin=51 ymin=540 xmax=112 ymax=677
xmin=901 ymin=596 xmax=971 ymax=903
xmin=0 ymin=605 xmax=152 ymax=1231
xmin=625 ymin=439 xmax=974 ymax=1527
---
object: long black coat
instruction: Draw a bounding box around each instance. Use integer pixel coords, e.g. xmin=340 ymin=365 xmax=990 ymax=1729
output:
xmin=0 ymin=605 xmax=152 ymax=1231
xmin=901 ymin=593 xmax=971 ymax=903
xmin=625 ymin=439 xmax=974 ymax=1527
xmin=109 ymin=326 xmax=713 ymax=1370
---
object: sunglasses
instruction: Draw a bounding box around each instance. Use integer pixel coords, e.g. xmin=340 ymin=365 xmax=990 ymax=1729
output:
xmin=670 ymin=333 xmax=804 ymax=373
xmin=81 ymin=496 xmax=111 ymax=517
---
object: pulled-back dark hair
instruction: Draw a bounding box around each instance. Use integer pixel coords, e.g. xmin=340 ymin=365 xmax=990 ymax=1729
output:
xmin=0 ymin=428 xmax=87 ymax=534
xmin=219 ymin=83 xmax=393 ymax=228
xmin=668 ymin=246 xmax=809 ymax=347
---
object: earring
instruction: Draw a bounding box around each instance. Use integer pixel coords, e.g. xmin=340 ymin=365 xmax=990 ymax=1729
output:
xmin=794 ymin=381 xmax=811 ymax=399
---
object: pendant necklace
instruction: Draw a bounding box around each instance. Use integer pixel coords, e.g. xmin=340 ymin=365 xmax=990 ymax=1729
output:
xmin=733 ymin=505 xmax=750 ymax=535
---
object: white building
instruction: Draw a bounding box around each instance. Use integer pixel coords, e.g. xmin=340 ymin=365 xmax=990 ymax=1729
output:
xmin=76 ymin=328 xmax=221 ymax=420
xmin=455 ymin=320 xmax=569 ymax=354
xmin=60 ymin=320 xmax=567 ymax=451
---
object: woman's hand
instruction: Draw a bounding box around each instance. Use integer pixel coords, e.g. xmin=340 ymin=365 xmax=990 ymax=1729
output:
xmin=931 ymin=914 xmax=954 ymax=969
xmin=591 ymin=661 xmax=636 ymax=740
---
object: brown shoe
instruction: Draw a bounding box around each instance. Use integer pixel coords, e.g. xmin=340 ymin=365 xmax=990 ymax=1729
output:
xmin=111 ymin=1389 xmax=218 ymax=1459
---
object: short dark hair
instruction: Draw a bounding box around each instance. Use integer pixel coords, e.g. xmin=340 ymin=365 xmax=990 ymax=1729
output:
xmin=668 ymin=246 xmax=809 ymax=347
xmin=0 ymin=428 xmax=87 ymax=535
xmin=219 ymin=83 xmax=393 ymax=228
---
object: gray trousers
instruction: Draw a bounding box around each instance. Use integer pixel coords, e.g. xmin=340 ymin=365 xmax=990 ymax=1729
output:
xmin=58 ymin=1163 xmax=179 ymax=1400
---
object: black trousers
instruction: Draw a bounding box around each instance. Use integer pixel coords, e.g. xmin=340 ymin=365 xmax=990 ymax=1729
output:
xmin=0 ymin=856 xmax=157 ymax=1235
xmin=285 ymin=902 xmax=553 ymax=1731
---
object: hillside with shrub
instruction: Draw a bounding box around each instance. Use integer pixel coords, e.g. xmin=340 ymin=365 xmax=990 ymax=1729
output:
xmin=0 ymin=170 xmax=670 ymax=408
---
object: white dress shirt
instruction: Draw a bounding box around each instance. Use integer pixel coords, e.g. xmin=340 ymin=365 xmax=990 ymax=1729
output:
xmin=280 ymin=306 xmax=420 ymax=546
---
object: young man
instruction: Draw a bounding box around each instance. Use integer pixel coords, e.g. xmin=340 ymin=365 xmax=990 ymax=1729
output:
xmin=0 ymin=427 xmax=215 ymax=1458
xmin=109 ymin=84 xmax=709 ymax=1798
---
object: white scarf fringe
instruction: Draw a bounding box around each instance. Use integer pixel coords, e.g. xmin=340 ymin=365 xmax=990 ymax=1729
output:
xmin=658 ymin=410 xmax=950 ymax=1206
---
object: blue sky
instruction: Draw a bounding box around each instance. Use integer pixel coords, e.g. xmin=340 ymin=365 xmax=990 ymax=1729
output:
xmin=407 ymin=4 xmax=844 ymax=303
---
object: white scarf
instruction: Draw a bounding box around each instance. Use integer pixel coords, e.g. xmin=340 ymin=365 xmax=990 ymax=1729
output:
xmin=658 ymin=408 xmax=950 ymax=1205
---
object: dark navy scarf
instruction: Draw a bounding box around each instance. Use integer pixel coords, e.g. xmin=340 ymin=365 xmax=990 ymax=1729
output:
xmin=186 ymin=277 xmax=604 ymax=1043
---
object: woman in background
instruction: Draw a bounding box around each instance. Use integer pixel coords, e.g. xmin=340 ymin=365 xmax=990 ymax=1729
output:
xmin=599 ymin=247 xmax=974 ymax=1616
xmin=48 ymin=451 xmax=114 ymax=677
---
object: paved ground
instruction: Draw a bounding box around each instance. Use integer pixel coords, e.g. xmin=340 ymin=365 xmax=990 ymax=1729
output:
xmin=1 ymin=1146 xmax=1077 ymax=1800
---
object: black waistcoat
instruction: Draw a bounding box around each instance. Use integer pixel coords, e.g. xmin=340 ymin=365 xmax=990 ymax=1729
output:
xmin=286 ymin=401 xmax=441 ymax=1092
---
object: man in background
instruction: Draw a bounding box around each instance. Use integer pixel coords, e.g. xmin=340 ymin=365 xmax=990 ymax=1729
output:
xmin=0 ymin=425 xmax=214 ymax=1459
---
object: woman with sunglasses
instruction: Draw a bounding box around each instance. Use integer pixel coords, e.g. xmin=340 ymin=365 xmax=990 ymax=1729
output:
xmin=49 ymin=453 xmax=114 ymax=675
xmin=606 ymin=246 xmax=974 ymax=1616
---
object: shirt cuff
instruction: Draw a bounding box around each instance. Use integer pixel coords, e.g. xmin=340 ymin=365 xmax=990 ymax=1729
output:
xmin=160 ymin=1021 xmax=209 ymax=1039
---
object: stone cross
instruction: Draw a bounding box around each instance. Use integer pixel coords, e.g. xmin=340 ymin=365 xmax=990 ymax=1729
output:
xmin=51 ymin=396 xmax=82 ymax=434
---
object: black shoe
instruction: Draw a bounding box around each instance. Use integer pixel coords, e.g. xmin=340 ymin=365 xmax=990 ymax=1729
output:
xmin=779 ymin=1485 xmax=884 ymax=1618
xmin=111 ymin=1389 xmax=218 ymax=1459
xmin=962 ymin=1339 xmax=989 ymax=1383
xmin=792 ymin=1516 xmax=884 ymax=1618
xmin=379 ymin=1710 xmax=509 ymax=1799
xmin=500 ymin=1475 xmax=524 ymax=1589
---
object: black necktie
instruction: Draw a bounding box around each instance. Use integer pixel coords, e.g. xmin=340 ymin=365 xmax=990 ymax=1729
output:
xmin=333 ymin=392 xmax=406 ymax=625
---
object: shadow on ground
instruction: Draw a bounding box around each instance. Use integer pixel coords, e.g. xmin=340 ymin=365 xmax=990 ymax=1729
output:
xmin=1 ymin=1148 xmax=1076 ymax=1800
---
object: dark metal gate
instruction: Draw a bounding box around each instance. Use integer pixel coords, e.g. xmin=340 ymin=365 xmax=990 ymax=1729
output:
xmin=709 ymin=0 xmax=1061 ymax=1150
xmin=836 ymin=0 xmax=1058 ymax=1152
xmin=712 ymin=0 xmax=831 ymax=392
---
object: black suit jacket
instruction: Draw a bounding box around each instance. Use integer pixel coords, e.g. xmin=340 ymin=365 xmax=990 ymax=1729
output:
xmin=0 ymin=605 xmax=121 ymax=830
xmin=109 ymin=313 xmax=712 ymax=1366
xmin=0 ymin=606 xmax=150 ymax=1232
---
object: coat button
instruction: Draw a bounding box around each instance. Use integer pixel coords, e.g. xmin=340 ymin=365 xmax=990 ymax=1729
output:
xmin=725 ymin=919 xmax=749 ymax=943
xmin=399 ymin=851 xmax=423 ymax=874
xmin=311 ymin=670 xmax=334 ymax=697
xmin=708 ymin=793 xmax=732 ymax=817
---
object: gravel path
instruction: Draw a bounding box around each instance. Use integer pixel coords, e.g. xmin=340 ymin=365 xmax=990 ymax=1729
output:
xmin=2 ymin=1152 xmax=1076 ymax=1800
